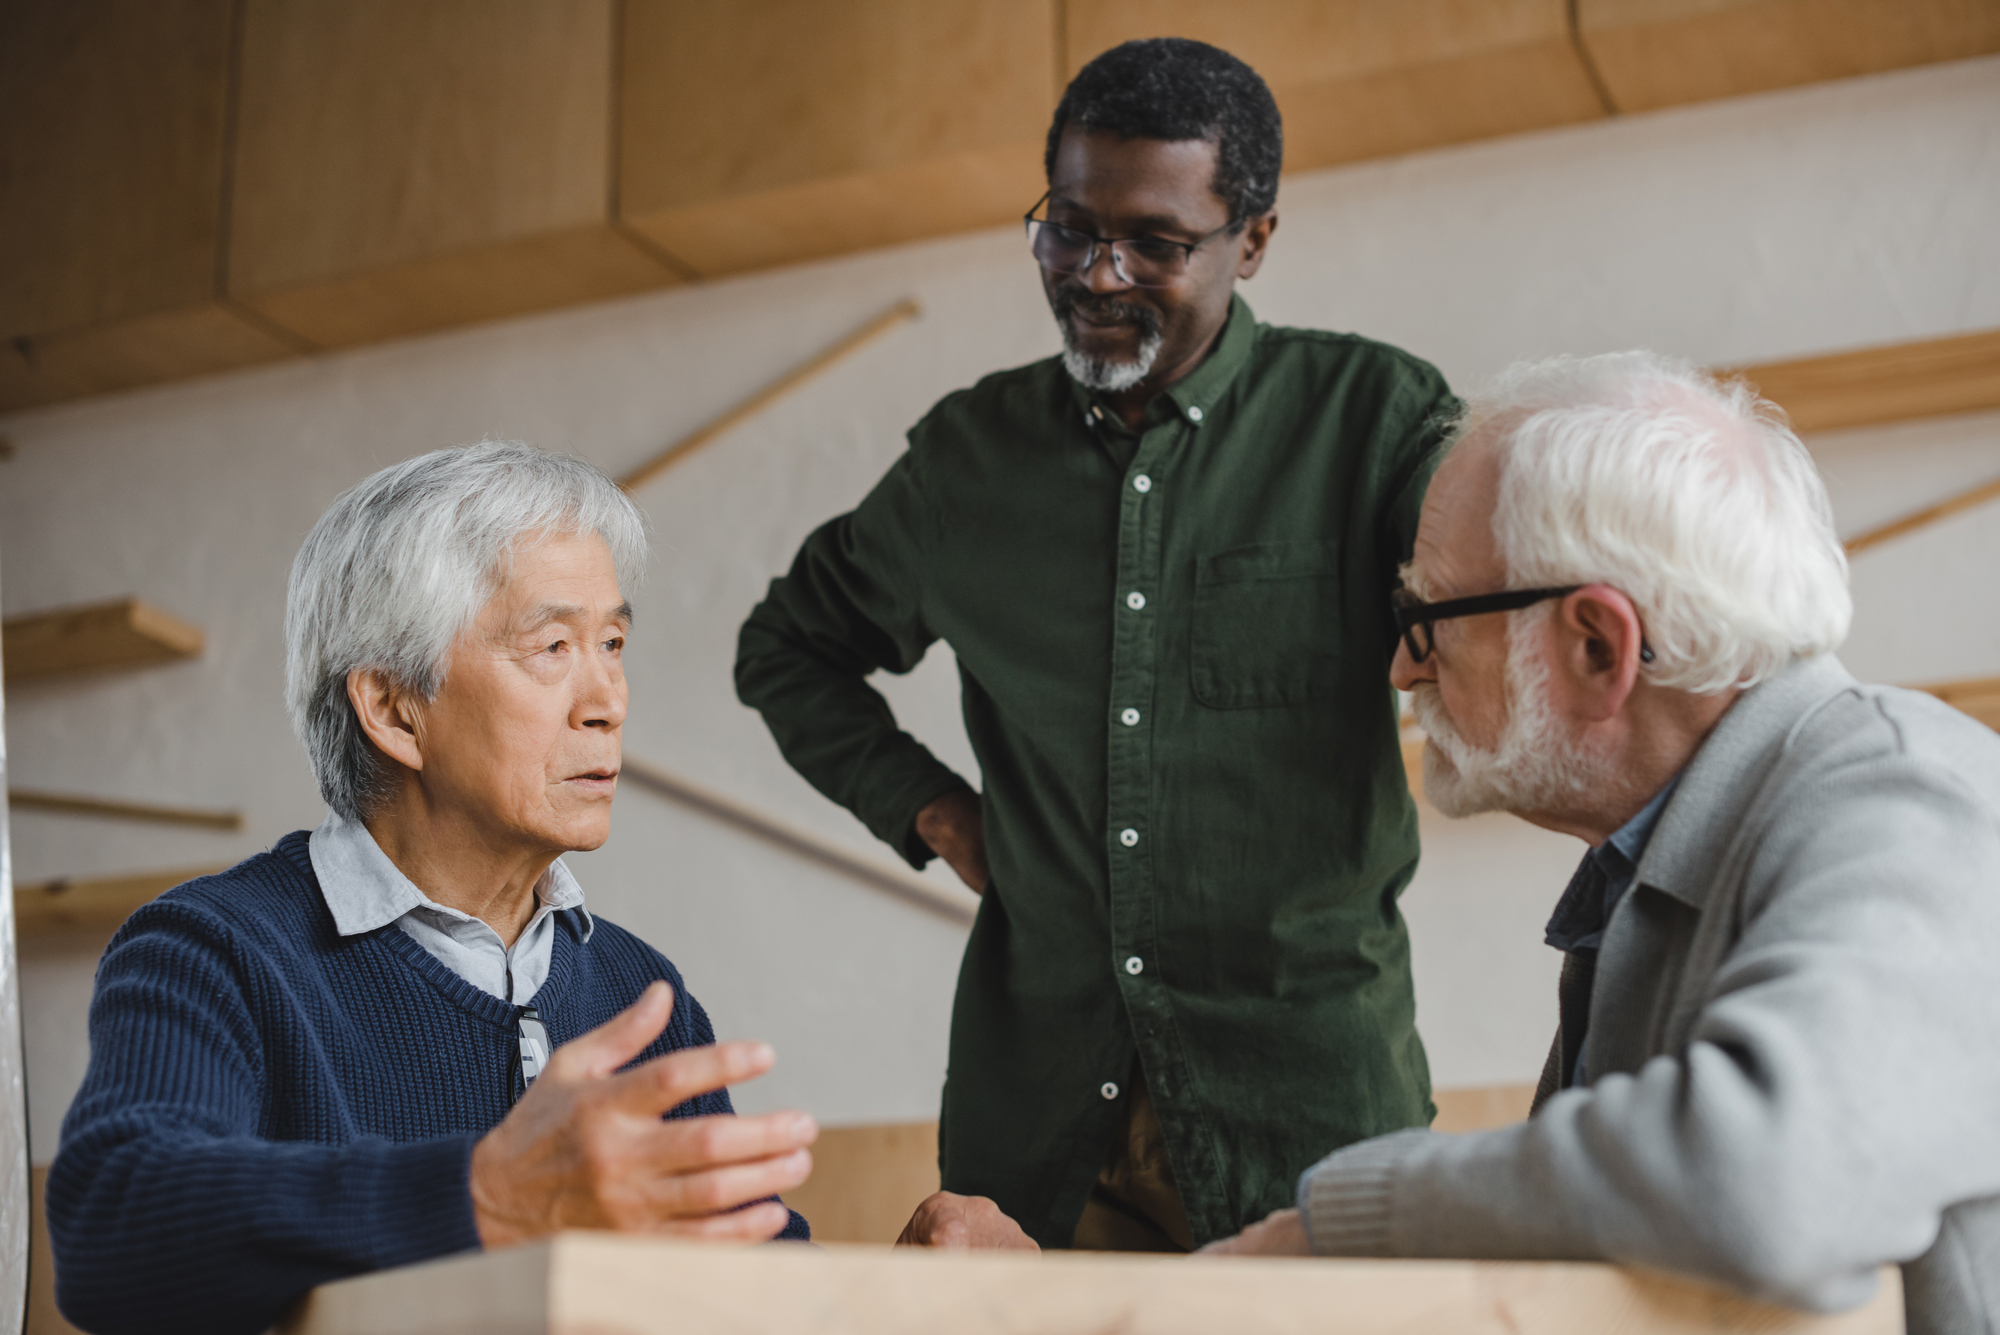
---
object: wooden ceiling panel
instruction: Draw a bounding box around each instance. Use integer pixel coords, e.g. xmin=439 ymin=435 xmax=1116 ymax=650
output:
xmin=0 ymin=0 xmax=235 ymax=339
xmin=619 ymin=0 xmax=1058 ymax=277
xmin=1579 ymin=0 xmax=2000 ymax=113
xmin=1065 ymin=0 xmax=1609 ymax=174
xmin=0 ymin=0 xmax=300 ymax=411
xmin=0 ymin=302 xmax=298 ymax=411
xmin=227 ymin=0 xmax=681 ymax=347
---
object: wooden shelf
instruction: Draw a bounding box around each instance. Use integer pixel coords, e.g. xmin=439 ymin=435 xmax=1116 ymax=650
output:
xmin=12 ymin=865 xmax=223 ymax=937
xmin=1 ymin=597 xmax=203 ymax=683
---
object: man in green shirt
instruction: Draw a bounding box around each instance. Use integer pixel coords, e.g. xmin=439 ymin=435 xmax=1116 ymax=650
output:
xmin=736 ymin=38 xmax=1456 ymax=1250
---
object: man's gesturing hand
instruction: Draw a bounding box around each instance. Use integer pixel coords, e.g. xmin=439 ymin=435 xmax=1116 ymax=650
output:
xmin=469 ymin=981 xmax=816 ymax=1248
xmin=916 ymin=789 xmax=989 ymax=894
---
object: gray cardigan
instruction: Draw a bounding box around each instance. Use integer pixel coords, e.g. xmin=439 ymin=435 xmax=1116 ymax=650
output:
xmin=1301 ymin=655 xmax=2000 ymax=1335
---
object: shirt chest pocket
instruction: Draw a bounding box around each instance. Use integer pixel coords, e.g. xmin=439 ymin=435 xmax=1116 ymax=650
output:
xmin=1190 ymin=540 xmax=1344 ymax=709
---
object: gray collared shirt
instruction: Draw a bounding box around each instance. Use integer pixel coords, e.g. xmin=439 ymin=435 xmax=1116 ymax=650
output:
xmin=308 ymin=810 xmax=594 ymax=1005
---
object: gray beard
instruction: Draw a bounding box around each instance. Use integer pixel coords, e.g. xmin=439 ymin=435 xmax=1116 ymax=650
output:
xmin=1412 ymin=610 xmax=1613 ymax=820
xmin=1062 ymin=330 xmax=1164 ymax=393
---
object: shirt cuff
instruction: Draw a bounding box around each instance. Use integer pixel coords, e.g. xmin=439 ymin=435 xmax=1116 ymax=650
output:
xmin=1296 ymin=1130 xmax=1434 ymax=1256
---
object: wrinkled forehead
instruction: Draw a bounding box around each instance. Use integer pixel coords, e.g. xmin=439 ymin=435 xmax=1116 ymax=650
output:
xmin=1406 ymin=431 xmax=1506 ymax=599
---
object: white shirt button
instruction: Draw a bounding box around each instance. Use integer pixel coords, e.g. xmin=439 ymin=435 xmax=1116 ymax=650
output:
xmin=1101 ymin=1081 xmax=1121 ymax=1100
xmin=1119 ymin=828 xmax=1139 ymax=847
xmin=1187 ymin=405 xmax=1204 ymax=422
xmin=1126 ymin=591 xmax=1146 ymax=611
xmin=1132 ymin=474 xmax=1152 ymax=493
xmin=1125 ymin=955 xmax=1144 ymax=975
xmin=1120 ymin=707 xmax=1141 ymax=726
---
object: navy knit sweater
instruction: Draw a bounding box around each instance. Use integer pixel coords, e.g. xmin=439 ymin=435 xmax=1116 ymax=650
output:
xmin=47 ymin=831 xmax=809 ymax=1335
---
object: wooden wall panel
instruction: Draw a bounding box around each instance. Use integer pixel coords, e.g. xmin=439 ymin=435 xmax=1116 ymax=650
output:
xmin=1580 ymin=0 xmax=2000 ymax=113
xmin=227 ymin=0 xmax=681 ymax=348
xmin=1065 ymin=1 xmax=1611 ymax=173
xmin=0 ymin=0 xmax=298 ymax=411
xmin=618 ymin=0 xmax=1057 ymax=277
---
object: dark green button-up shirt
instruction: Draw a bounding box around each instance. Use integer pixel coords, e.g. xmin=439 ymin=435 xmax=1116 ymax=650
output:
xmin=736 ymin=295 xmax=1457 ymax=1246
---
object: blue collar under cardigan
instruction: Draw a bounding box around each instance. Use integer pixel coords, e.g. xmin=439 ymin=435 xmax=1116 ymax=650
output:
xmin=46 ymin=831 xmax=809 ymax=1335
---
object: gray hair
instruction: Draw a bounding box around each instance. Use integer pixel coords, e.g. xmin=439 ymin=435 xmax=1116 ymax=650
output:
xmin=1451 ymin=351 xmax=1850 ymax=694
xmin=285 ymin=440 xmax=647 ymax=820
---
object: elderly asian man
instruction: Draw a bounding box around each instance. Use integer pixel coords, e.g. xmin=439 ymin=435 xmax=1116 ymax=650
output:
xmin=1208 ymin=353 xmax=2000 ymax=1334
xmin=46 ymin=443 xmax=1025 ymax=1335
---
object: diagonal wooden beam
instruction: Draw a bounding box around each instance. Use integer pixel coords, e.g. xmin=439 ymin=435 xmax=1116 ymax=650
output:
xmin=619 ymin=757 xmax=975 ymax=926
xmin=8 ymin=788 xmax=243 ymax=831
xmin=617 ymin=299 xmax=921 ymax=493
xmin=1842 ymin=474 xmax=2000 ymax=556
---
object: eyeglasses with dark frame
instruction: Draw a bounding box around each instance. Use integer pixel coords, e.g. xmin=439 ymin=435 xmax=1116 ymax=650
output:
xmin=1391 ymin=585 xmax=1656 ymax=664
xmin=1024 ymin=192 xmax=1242 ymax=289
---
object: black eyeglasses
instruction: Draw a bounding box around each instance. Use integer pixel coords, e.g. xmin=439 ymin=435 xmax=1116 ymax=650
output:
xmin=1391 ymin=585 xmax=1656 ymax=664
xmin=1390 ymin=586 xmax=1582 ymax=663
xmin=1024 ymin=192 xmax=1241 ymax=288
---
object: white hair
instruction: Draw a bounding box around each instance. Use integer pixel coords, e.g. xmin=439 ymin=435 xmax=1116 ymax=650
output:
xmin=1458 ymin=351 xmax=1850 ymax=695
xmin=285 ymin=440 xmax=647 ymax=821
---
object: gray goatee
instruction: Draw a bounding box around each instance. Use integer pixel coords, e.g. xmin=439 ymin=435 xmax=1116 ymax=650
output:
xmin=1053 ymin=290 xmax=1164 ymax=393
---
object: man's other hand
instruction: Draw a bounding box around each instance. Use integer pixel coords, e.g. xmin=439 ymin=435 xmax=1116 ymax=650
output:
xmin=896 ymin=1191 xmax=1039 ymax=1250
xmin=469 ymin=981 xmax=816 ymax=1248
xmin=1196 ymin=1207 xmax=1311 ymax=1256
xmin=916 ymin=790 xmax=990 ymax=893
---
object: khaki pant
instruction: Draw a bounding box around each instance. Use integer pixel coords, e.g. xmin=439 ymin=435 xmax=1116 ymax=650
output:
xmin=1069 ymin=1063 xmax=1195 ymax=1252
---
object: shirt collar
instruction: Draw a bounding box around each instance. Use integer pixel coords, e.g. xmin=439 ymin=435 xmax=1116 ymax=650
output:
xmin=1067 ymin=291 xmax=1259 ymax=431
xmin=1603 ymin=773 xmax=1680 ymax=871
xmin=308 ymin=809 xmax=591 ymax=939
xmin=1543 ymin=775 xmax=1681 ymax=954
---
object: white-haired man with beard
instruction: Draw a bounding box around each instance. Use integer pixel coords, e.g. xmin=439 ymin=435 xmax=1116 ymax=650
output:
xmin=1206 ymin=352 xmax=2000 ymax=1334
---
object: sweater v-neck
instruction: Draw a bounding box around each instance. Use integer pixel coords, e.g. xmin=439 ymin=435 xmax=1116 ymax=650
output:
xmin=276 ymin=831 xmax=579 ymax=1026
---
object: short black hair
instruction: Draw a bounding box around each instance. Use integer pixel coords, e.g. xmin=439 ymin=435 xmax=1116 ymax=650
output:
xmin=1045 ymin=38 xmax=1283 ymax=225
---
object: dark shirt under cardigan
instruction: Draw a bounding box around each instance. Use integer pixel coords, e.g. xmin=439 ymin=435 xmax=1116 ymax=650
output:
xmin=47 ymin=831 xmax=807 ymax=1335
xmin=737 ymin=294 xmax=1458 ymax=1246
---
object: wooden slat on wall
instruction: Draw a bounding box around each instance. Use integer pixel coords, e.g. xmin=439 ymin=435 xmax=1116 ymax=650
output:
xmin=1066 ymin=1 xmax=1612 ymax=172
xmin=618 ymin=0 xmax=1057 ymax=278
xmin=227 ymin=0 xmax=682 ymax=348
xmin=1730 ymin=327 xmax=2000 ymax=434
xmin=0 ymin=0 xmax=299 ymax=410
xmin=1580 ymin=0 xmax=2000 ymax=114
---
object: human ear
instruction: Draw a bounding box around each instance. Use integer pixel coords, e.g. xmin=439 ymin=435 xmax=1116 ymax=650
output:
xmin=1235 ymin=212 xmax=1277 ymax=279
xmin=346 ymin=668 xmax=426 ymax=773
xmin=1559 ymin=587 xmax=1645 ymax=723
